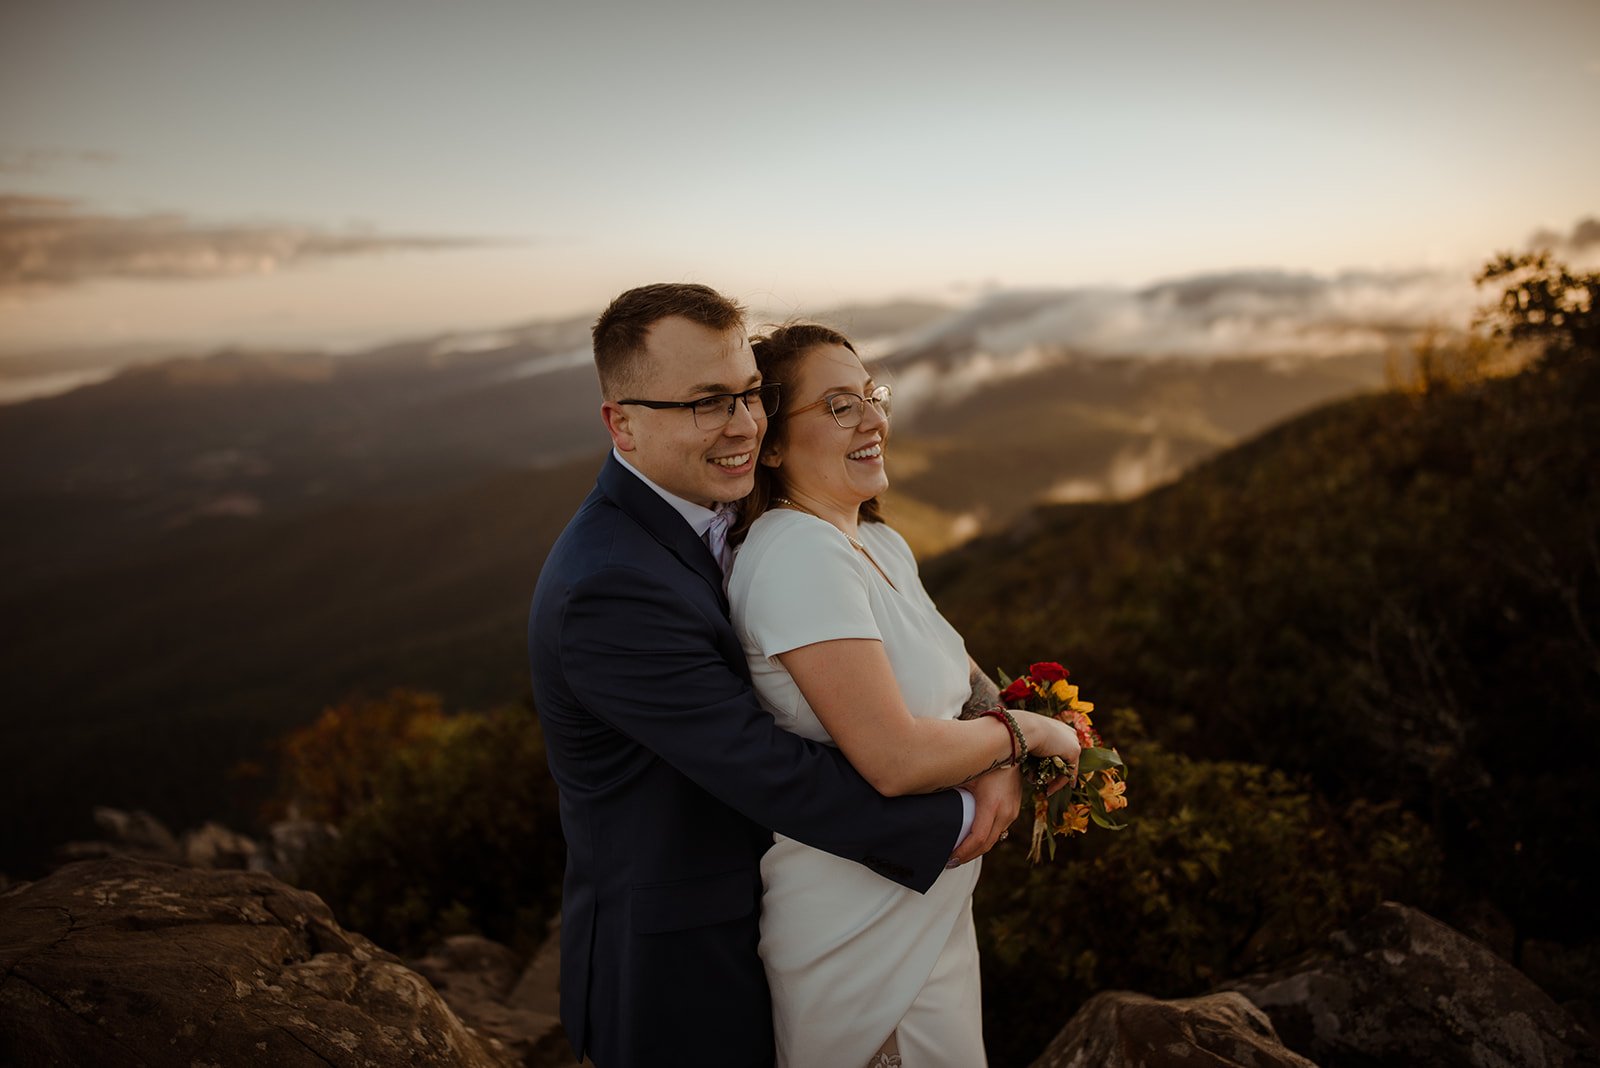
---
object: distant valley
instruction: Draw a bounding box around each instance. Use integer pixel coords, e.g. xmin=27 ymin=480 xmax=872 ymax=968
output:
xmin=0 ymin=278 xmax=1418 ymax=873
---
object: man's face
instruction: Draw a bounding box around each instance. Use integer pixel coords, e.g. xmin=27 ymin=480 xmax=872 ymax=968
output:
xmin=603 ymin=316 xmax=765 ymax=508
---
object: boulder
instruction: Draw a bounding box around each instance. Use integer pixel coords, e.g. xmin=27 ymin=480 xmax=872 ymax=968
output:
xmin=1030 ymin=990 xmax=1318 ymax=1068
xmin=54 ymin=807 xmax=184 ymax=867
xmin=262 ymin=817 xmax=341 ymax=885
xmin=408 ymin=932 xmax=579 ymax=1067
xmin=1227 ymin=901 xmax=1600 ymax=1067
xmin=182 ymin=820 xmax=260 ymax=870
xmin=0 ymin=857 xmax=516 ymax=1067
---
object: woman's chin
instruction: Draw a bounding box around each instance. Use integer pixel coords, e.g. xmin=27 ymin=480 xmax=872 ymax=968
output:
xmin=854 ymin=476 xmax=889 ymax=502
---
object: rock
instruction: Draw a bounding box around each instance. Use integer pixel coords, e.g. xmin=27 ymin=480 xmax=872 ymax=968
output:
xmin=410 ymin=935 xmax=523 ymax=1003
xmin=262 ymin=817 xmax=341 ymax=885
xmin=508 ymin=917 xmax=564 ymax=1021
xmin=0 ymin=857 xmax=517 ymax=1067
xmin=182 ymin=820 xmax=260 ymax=870
xmin=1030 ymin=990 xmax=1318 ymax=1068
xmin=409 ymin=929 xmax=582 ymax=1068
xmin=1228 ymin=901 xmax=1600 ymax=1067
xmin=93 ymin=807 xmax=182 ymax=857
xmin=54 ymin=807 xmax=184 ymax=867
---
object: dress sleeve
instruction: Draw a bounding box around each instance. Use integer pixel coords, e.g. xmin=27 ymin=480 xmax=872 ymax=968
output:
xmin=740 ymin=517 xmax=881 ymax=662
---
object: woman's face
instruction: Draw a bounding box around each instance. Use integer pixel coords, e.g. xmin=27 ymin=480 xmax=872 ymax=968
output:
xmin=763 ymin=343 xmax=889 ymax=518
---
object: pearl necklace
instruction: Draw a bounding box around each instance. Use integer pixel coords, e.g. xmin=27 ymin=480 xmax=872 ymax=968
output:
xmin=772 ymin=497 xmax=865 ymax=549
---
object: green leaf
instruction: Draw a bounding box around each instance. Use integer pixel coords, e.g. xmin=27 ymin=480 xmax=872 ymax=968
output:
xmin=1090 ymin=808 xmax=1127 ymax=830
xmin=1079 ymin=747 xmax=1124 ymax=774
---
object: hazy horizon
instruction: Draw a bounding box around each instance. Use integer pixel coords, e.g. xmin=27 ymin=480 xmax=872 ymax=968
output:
xmin=3 ymin=0 xmax=1598 ymax=359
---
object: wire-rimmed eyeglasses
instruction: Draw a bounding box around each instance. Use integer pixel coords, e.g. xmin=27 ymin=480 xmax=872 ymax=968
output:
xmin=785 ymin=383 xmax=892 ymax=428
xmin=615 ymin=383 xmax=781 ymax=430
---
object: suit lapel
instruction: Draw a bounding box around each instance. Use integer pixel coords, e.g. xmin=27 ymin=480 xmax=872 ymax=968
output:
xmin=598 ymin=454 xmax=728 ymax=606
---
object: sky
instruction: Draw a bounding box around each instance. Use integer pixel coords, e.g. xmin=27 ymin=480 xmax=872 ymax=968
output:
xmin=2 ymin=0 xmax=1597 ymax=357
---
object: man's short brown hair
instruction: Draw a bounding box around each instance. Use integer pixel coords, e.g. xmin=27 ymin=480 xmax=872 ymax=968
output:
xmin=592 ymin=283 xmax=746 ymax=399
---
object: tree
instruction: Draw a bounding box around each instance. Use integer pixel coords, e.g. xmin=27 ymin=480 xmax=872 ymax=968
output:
xmin=1476 ymin=252 xmax=1599 ymax=366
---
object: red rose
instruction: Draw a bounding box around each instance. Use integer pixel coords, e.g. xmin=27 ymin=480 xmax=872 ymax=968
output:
xmin=1000 ymin=677 xmax=1034 ymax=703
xmin=1029 ymin=662 xmax=1070 ymax=682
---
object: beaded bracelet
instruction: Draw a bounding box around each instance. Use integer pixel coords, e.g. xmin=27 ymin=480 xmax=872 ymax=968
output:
xmin=979 ymin=706 xmax=1028 ymax=767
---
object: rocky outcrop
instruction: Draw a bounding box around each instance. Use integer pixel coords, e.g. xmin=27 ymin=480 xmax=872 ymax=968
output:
xmin=1227 ymin=901 xmax=1600 ymax=1067
xmin=1030 ymin=990 xmax=1317 ymax=1067
xmin=263 ymin=816 xmax=341 ymax=885
xmin=408 ymin=931 xmax=579 ymax=1067
xmin=54 ymin=807 xmax=185 ymax=866
xmin=0 ymin=857 xmax=517 ymax=1067
xmin=182 ymin=820 xmax=261 ymax=870
xmin=52 ymin=806 xmax=339 ymax=886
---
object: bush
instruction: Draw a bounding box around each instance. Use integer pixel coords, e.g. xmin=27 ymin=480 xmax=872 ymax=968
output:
xmin=976 ymin=709 xmax=1442 ymax=1066
xmin=276 ymin=690 xmax=565 ymax=956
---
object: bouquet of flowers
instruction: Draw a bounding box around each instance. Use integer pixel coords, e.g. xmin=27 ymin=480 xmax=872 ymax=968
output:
xmin=998 ymin=661 xmax=1128 ymax=862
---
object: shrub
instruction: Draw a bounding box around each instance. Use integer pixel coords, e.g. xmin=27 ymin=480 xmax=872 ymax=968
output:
xmin=276 ymin=691 xmax=565 ymax=956
xmin=976 ymin=709 xmax=1442 ymax=1066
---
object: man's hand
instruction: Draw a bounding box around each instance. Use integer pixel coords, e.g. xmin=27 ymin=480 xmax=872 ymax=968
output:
xmin=950 ymin=763 xmax=1022 ymax=865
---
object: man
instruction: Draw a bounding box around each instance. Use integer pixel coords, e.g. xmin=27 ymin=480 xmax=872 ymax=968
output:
xmin=528 ymin=283 xmax=1019 ymax=1067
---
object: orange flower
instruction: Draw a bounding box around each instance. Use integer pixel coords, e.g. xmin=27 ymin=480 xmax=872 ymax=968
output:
xmin=1098 ymin=775 xmax=1128 ymax=812
xmin=1058 ymin=803 xmax=1091 ymax=835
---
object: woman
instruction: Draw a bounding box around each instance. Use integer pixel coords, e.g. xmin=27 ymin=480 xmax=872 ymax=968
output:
xmin=727 ymin=324 xmax=1081 ymax=1067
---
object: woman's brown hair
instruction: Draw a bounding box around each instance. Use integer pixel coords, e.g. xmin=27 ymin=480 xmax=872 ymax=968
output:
xmin=732 ymin=322 xmax=885 ymax=543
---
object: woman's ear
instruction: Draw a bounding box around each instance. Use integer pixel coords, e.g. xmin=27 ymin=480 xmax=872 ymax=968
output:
xmin=759 ymin=444 xmax=782 ymax=468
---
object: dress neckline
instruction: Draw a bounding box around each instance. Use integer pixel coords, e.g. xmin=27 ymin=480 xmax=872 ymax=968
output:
xmin=769 ymin=500 xmax=899 ymax=593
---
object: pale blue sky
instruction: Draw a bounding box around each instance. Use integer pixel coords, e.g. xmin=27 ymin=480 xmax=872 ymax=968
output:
xmin=2 ymin=0 xmax=1597 ymax=353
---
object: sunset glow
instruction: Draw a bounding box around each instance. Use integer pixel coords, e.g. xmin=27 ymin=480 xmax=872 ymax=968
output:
xmin=2 ymin=0 xmax=1597 ymax=357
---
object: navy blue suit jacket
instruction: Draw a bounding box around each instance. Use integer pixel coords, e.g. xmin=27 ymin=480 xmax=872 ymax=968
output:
xmin=528 ymin=455 xmax=964 ymax=1067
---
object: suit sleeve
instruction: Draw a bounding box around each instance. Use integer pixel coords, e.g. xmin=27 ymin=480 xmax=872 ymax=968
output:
xmin=557 ymin=563 xmax=962 ymax=893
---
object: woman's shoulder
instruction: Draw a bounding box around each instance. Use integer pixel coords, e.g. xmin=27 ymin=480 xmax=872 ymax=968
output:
xmin=856 ymin=519 xmax=916 ymax=562
xmin=741 ymin=507 xmax=851 ymax=554
xmin=731 ymin=508 xmax=858 ymax=585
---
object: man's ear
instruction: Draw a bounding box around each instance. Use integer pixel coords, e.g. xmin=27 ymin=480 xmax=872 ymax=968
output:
xmin=601 ymin=401 xmax=635 ymax=452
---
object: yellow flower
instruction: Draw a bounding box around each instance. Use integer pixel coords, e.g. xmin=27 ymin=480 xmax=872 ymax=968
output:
xmin=1050 ymin=680 xmax=1076 ymax=703
xmin=1098 ymin=776 xmax=1128 ymax=812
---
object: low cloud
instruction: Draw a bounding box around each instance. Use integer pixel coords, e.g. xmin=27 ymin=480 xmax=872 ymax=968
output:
xmin=0 ymin=194 xmax=499 ymax=291
xmin=0 ymin=149 xmax=118 ymax=175
xmin=880 ymin=268 xmax=1483 ymax=415
xmin=898 ymin=268 xmax=1478 ymax=365
xmin=1527 ymin=216 xmax=1600 ymax=254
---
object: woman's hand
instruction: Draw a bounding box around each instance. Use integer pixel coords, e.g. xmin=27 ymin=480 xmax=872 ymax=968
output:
xmin=1016 ymin=711 xmax=1080 ymax=784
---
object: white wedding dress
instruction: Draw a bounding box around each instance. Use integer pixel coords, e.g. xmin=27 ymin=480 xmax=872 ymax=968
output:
xmin=729 ymin=509 xmax=987 ymax=1068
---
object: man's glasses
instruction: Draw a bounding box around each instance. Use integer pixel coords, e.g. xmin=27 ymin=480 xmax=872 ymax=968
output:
xmin=786 ymin=384 xmax=892 ymax=428
xmin=616 ymin=383 xmax=781 ymax=430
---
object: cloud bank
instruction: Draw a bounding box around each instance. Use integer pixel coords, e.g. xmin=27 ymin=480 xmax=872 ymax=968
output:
xmin=1527 ymin=216 xmax=1600 ymax=254
xmin=0 ymin=194 xmax=497 ymax=291
xmin=879 ymin=267 xmax=1486 ymax=416
xmin=0 ymin=149 xmax=118 ymax=175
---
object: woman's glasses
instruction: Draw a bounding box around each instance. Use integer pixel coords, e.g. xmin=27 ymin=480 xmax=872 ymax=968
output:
xmin=785 ymin=384 xmax=892 ymax=428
